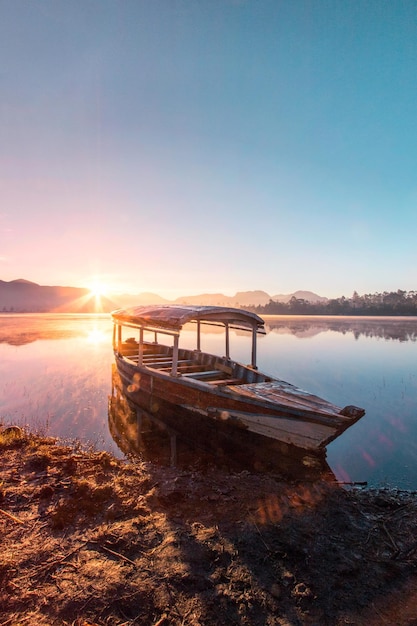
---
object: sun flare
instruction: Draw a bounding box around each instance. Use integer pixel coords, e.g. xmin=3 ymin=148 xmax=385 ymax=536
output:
xmin=88 ymin=281 xmax=109 ymax=298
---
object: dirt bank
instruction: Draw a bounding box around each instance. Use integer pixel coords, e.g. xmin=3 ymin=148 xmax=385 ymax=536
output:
xmin=1 ymin=427 xmax=417 ymax=625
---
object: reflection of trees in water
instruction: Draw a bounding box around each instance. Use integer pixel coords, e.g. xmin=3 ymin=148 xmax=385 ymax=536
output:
xmin=2 ymin=315 xmax=416 ymax=345
xmin=0 ymin=329 xmax=80 ymax=345
xmin=264 ymin=318 xmax=417 ymax=342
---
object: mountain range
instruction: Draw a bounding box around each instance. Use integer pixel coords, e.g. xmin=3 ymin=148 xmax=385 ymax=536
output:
xmin=0 ymin=279 xmax=327 ymax=313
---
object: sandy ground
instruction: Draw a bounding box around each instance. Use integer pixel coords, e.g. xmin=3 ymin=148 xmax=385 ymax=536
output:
xmin=2 ymin=427 xmax=417 ymax=625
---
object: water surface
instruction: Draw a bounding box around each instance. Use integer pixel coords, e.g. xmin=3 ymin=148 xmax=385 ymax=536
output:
xmin=1 ymin=313 xmax=416 ymax=488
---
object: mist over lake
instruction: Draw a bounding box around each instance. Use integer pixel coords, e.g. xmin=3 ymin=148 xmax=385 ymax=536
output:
xmin=1 ymin=313 xmax=416 ymax=489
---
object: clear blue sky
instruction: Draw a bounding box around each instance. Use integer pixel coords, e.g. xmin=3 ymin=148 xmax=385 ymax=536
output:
xmin=1 ymin=0 xmax=416 ymax=299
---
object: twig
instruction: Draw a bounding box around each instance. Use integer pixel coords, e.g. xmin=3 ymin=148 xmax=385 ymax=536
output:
xmin=181 ymin=609 xmax=193 ymax=625
xmin=385 ymin=502 xmax=414 ymax=520
xmin=101 ymin=544 xmax=136 ymax=566
xmin=41 ymin=541 xmax=89 ymax=573
xmin=370 ymin=602 xmax=391 ymax=624
xmin=14 ymin=541 xmax=90 ymax=581
xmin=89 ymin=541 xmax=136 ymax=566
xmin=337 ymin=481 xmax=368 ymax=486
xmin=382 ymin=522 xmax=398 ymax=553
xmin=59 ymin=541 xmax=89 ymax=563
xmin=247 ymin=509 xmax=270 ymax=551
xmin=0 ymin=508 xmax=26 ymax=525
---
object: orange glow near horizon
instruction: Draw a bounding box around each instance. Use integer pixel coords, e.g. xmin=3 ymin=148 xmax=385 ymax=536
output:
xmin=52 ymin=289 xmax=117 ymax=313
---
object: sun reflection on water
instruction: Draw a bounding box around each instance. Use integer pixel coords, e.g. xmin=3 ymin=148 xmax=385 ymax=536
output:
xmin=86 ymin=327 xmax=108 ymax=344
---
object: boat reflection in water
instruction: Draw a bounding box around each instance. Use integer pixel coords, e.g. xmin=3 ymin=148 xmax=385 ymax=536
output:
xmin=108 ymin=367 xmax=336 ymax=481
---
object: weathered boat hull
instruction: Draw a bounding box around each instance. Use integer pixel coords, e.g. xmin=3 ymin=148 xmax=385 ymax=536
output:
xmin=114 ymin=353 xmax=363 ymax=455
xmin=109 ymin=366 xmax=336 ymax=478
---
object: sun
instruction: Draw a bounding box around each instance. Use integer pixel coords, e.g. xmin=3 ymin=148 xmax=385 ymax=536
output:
xmin=90 ymin=281 xmax=108 ymax=296
xmin=88 ymin=281 xmax=109 ymax=298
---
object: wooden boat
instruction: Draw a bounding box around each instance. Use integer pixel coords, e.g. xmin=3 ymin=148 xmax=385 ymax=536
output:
xmin=109 ymin=365 xmax=337 ymax=479
xmin=111 ymin=305 xmax=365 ymax=460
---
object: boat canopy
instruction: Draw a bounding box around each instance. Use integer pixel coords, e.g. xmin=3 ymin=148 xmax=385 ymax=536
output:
xmin=111 ymin=305 xmax=265 ymax=334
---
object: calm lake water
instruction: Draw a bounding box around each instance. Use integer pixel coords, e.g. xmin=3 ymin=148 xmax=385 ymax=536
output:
xmin=1 ymin=313 xmax=417 ymax=489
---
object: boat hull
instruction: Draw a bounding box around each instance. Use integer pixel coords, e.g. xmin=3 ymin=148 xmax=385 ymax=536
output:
xmin=114 ymin=354 xmax=362 ymax=455
xmin=110 ymin=366 xmax=335 ymax=478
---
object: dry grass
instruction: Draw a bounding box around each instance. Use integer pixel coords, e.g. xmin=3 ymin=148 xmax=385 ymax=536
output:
xmin=2 ymin=427 xmax=417 ymax=625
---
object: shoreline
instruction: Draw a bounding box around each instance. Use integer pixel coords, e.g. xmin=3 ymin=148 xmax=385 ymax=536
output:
xmin=2 ymin=427 xmax=417 ymax=625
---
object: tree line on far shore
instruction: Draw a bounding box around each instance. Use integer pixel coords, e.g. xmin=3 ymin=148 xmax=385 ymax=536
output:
xmin=248 ymin=290 xmax=417 ymax=316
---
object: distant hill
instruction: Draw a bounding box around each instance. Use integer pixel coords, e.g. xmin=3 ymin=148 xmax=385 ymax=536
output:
xmin=234 ymin=291 xmax=272 ymax=306
xmin=175 ymin=291 xmax=273 ymax=306
xmin=0 ymin=280 xmax=327 ymax=312
xmin=176 ymin=290 xmax=326 ymax=306
xmin=272 ymin=290 xmax=328 ymax=304
xmin=0 ymin=279 xmax=91 ymax=312
xmin=175 ymin=293 xmax=241 ymax=306
xmin=117 ymin=292 xmax=170 ymax=308
xmin=0 ymin=280 xmax=168 ymax=313
xmin=12 ymin=278 xmax=38 ymax=285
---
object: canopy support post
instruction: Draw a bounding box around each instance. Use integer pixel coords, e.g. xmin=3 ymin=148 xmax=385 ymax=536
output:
xmin=251 ymin=328 xmax=258 ymax=369
xmin=196 ymin=320 xmax=201 ymax=351
xmin=138 ymin=327 xmax=144 ymax=365
xmin=171 ymin=334 xmax=179 ymax=376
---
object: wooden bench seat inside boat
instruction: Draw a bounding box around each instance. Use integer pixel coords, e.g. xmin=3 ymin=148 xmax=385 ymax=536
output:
xmin=145 ymin=359 xmax=194 ymax=368
xmin=208 ymin=377 xmax=246 ymax=386
xmin=126 ymin=355 xmax=172 ymax=364
xmin=125 ymin=352 xmax=171 ymax=361
xmin=182 ymin=370 xmax=222 ymax=380
xmin=122 ymin=345 xmax=244 ymax=383
xmin=151 ymin=362 xmax=200 ymax=372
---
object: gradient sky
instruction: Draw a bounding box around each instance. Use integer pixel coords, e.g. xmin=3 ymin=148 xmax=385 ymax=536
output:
xmin=1 ymin=0 xmax=416 ymax=299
